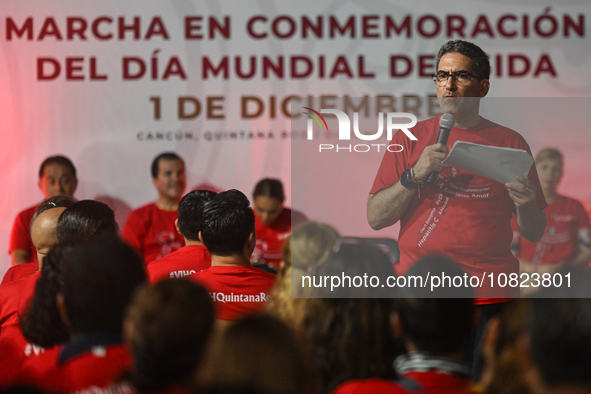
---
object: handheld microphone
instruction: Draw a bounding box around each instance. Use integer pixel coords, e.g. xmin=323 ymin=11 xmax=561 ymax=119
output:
xmin=427 ymin=113 xmax=455 ymax=184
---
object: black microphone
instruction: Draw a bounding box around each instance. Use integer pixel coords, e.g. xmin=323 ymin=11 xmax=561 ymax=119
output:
xmin=427 ymin=113 xmax=455 ymax=184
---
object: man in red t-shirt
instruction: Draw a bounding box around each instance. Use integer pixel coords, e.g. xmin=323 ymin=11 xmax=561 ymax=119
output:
xmin=189 ymin=189 xmax=276 ymax=321
xmin=9 ymin=155 xmax=78 ymax=266
xmin=146 ymin=190 xmax=217 ymax=283
xmin=122 ymin=152 xmax=186 ymax=264
xmin=367 ymin=40 xmax=547 ymax=299
xmin=512 ymin=148 xmax=591 ymax=274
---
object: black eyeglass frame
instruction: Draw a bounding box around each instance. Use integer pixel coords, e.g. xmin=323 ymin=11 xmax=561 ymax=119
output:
xmin=431 ymin=70 xmax=485 ymax=84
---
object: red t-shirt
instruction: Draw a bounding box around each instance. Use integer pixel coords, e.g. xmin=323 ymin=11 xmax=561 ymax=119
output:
xmin=146 ymin=244 xmax=211 ymax=283
xmin=333 ymin=373 xmax=476 ymax=394
xmin=1 ymin=262 xmax=39 ymax=285
xmin=189 ymin=265 xmax=276 ymax=320
xmin=0 ymin=271 xmax=39 ymax=330
xmin=0 ymin=324 xmax=60 ymax=387
xmin=9 ymin=205 xmax=39 ymax=263
xmin=513 ymin=195 xmax=590 ymax=265
xmin=122 ymin=203 xmax=184 ymax=264
xmin=370 ymin=116 xmax=546 ymax=298
xmin=253 ymin=208 xmax=307 ymax=268
xmin=17 ymin=335 xmax=131 ymax=393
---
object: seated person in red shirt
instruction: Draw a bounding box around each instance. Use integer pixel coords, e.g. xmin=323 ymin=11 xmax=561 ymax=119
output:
xmin=189 ymin=189 xmax=277 ymax=321
xmin=9 ymin=155 xmax=78 ymax=266
xmin=2 ymin=196 xmax=76 ymax=285
xmin=16 ymin=236 xmax=147 ymax=393
xmin=251 ymin=178 xmax=307 ymax=273
xmin=0 ymin=201 xmax=120 ymax=386
xmin=122 ymin=152 xmax=187 ymax=264
xmin=146 ymin=190 xmax=216 ymax=283
xmin=333 ymin=255 xmax=476 ymax=394
xmin=512 ymin=148 xmax=591 ymax=274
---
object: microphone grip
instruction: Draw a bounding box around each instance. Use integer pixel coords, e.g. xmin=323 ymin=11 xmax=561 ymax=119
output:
xmin=426 ymin=128 xmax=451 ymax=184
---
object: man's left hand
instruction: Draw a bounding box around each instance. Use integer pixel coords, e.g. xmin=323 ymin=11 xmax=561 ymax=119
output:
xmin=505 ymin=175 xmax=537 ymax=207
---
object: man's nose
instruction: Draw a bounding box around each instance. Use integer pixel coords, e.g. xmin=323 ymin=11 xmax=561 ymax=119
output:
xmin=444 ymin=75 xmax=456 ymax=90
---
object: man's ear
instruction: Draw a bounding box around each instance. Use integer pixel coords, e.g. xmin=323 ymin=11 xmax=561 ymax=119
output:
xmin=174 ymin=218 xmax=181 ymax=235
xmin=56 ymin=292 xmax=71 ymax=330
xmin=480 ymin=78 xmax=490 ymax=97
xmin=198 ymin=231 xmax=204 ymax=244
xmin=245 ymin=231 xmax=256 ymax=256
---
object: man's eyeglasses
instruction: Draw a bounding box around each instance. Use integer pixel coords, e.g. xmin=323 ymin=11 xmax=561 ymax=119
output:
xmin=432 ymin=70 xmax=484 ymax=85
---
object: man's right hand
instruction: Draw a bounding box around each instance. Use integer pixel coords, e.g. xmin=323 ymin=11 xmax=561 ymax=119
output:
xmin=412 ymin=143 xmax=448 ymax=182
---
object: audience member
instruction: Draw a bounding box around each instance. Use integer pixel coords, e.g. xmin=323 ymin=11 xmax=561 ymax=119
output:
xmin=0 ymin=240 xmax=87 ymax=387
xmin=513 ymin=148 xmax=591 ymax=274
xmin=2 ymin=196 xmax=75 ymax=285
xmin=203 ymin=315 xmax=315 ymax=394
xmin=298 ymin=243 xmax=400 ymax=394
xmin=9 ymin=156 xmax=77 ymax=266
xmin=122 ymin=152 xmax=186 ymax=264
xmin=265 ymin=221 xmax=339 ymax=325
xmin=251 ymin=178 xmax=307 ymax=273
xmin=478 ymin=299 xmax=530 ymax=394
xmin=522 ymin=292 xmax=591 ymax=393
xmin=333 ymin=255 xmax=476 ymax=394
xmin=110 ymin=278 xmax=215 ymax=393
xmin=189 ymin=189 xmax=276 ymax=321
xmin=16 ymin=236 xmax=147 ymax=392
xmin=146 ymin=190 xmax=216 ymax=282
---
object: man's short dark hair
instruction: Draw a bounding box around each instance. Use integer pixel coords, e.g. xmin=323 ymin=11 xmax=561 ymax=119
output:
xmin=200 ymin=189 xmax=254 ymax=256
xmin=435 ymin=40 xmax=491 ymax=80
xmin=56 ymin=200 xmax=119 ymax=242
xmin=177 ymin=190 xmax=217 ymax=241
xmin=38 ymin=155 xmax=77 ymax=179
xmin=396 ymin=255 xmax=474 ymax=355
xmin=151 ymin=152 xmax=184 ymax=179
xmin=253 ymin=178 xmax=285 ymax=203
xmin=62 ymin=236 xmax=146 ymax=335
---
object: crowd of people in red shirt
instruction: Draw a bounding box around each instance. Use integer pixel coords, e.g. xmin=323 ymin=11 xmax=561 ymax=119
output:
xmin=0 ymin=152 xmax=590 ymax=394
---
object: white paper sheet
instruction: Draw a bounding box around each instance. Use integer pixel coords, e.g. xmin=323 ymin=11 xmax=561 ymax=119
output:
xmin=441 ymin=141 xmax=534 ymax=184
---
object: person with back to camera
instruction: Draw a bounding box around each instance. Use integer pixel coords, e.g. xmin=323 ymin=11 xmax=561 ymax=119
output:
xmin=146 ymin=190 xmax=217 ymax=283
xmin=15 ymin=236 xmax=147 ymax=393
xmin=512 ymin=148 xmax=591 ymax=275
xmin=333 ymin=255 xmax=477 ymax=394
xmin=251 ymin=178 xmax=307 ymax=273
xmin=122 ymin=152 xmax=187 ymax=264
xmin=189 ymin=189 xmax=276 ymax=322
xmin=9 ymin=155 xmax=78 ymax=266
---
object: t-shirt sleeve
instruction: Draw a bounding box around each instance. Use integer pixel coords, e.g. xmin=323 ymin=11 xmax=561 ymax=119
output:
xmin=8 ymin=211 xmax=33 ymax=254
xmin=369 ymin=131 xmax=413 ymax=195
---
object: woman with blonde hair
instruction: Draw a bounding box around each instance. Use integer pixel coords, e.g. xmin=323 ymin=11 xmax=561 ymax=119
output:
xmin=266 ymin=221 xmax=339 ymax=326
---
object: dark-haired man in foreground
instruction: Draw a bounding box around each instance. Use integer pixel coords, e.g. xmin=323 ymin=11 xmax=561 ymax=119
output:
xmin=146 ymin=190 xmax=216 ymax=282
xmin=189 ymin=189 xmax=276 ymax=321
xmin=122 ymin=152 xmax=186 ymax=264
